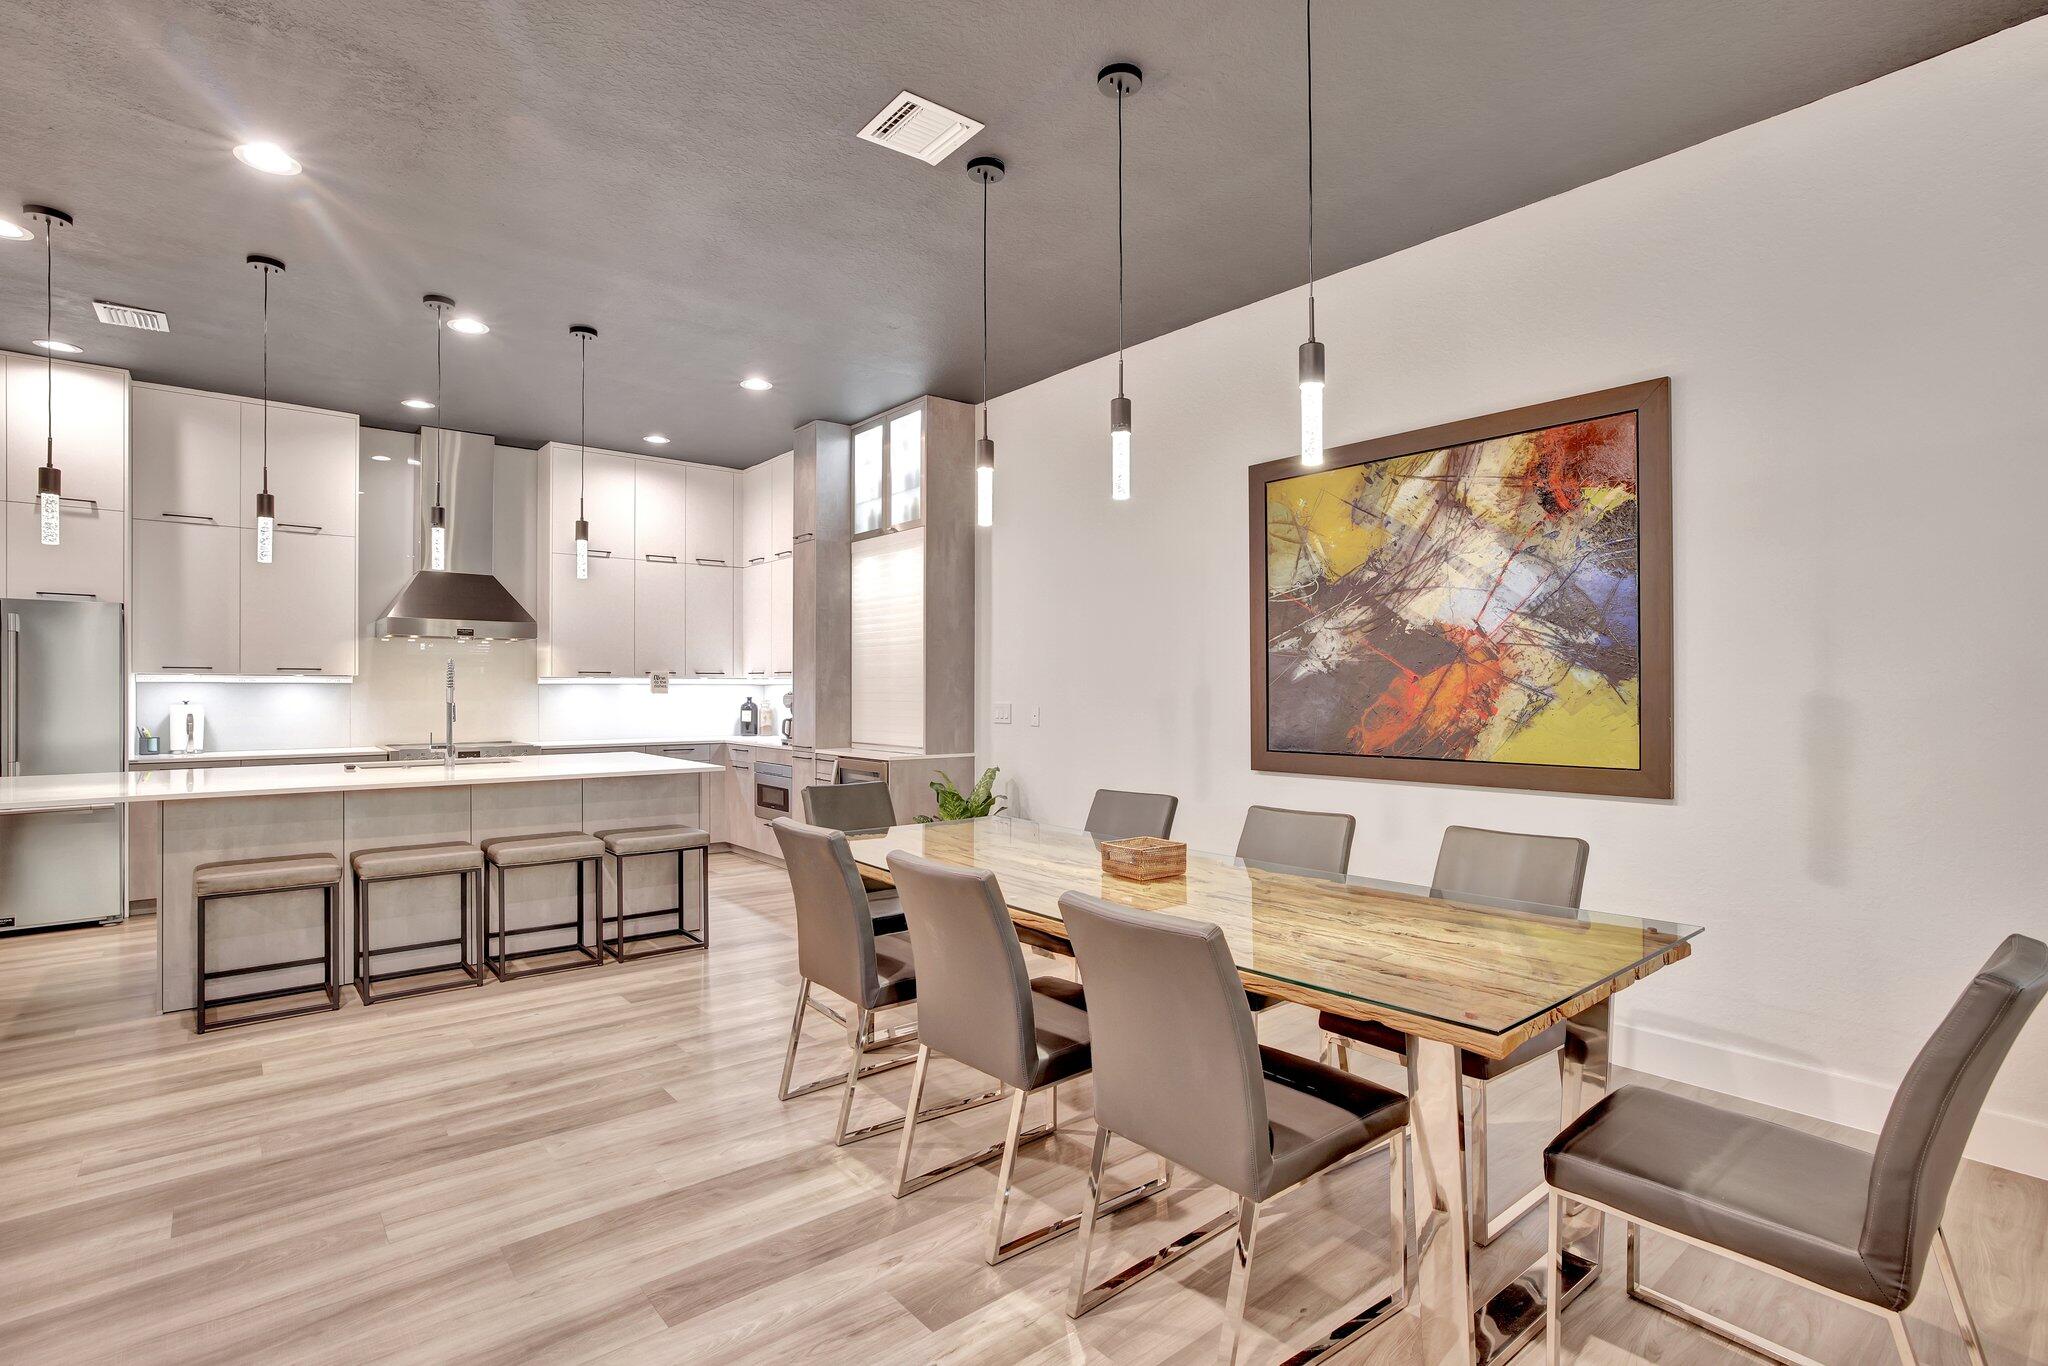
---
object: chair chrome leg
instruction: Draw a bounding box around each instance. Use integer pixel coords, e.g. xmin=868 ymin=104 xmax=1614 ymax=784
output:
xmin=986 ymin=1096 xmax=1169 ymax=1266
xmin=1068 ymin=1125 xmax=1113 ymax=1318
xmin=778 ymin=983 xmax=917 ymax=1102
xmin=1625 ymin=1218 xmax=1833 ymax=1366
xmin=1220 ymin=1196 xmax=1261 ymax=1366
xmin=892 ymin=1045 xmax=935 ymax=1194
xmin=895 ymin=1054 xmax=1052 ymax=1199
xmin=1932 ymin=1228 xmax=1989 ymax=1366
xmin=775 ymin=979 xmax=810 ymax=1100
xmin=1888 ymin=1312 xmax=1920 ymax=1365
xmin=832 ymin=1007 xmax=870 ymax=1145
xmin=1545 ymin=1191 xmax=1563 ymax=1365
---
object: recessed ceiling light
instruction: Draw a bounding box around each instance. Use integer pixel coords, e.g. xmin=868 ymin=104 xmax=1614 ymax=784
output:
xmin=370 ymin=453 xmax=392 ymax=463
xmin=740 ymin=376 xmax=773 ymax=391
xmin=643 ymin=433 xmax=670 ymax=445
xmin=233 ymin=141 xmax=303 ymax=176
xmin=401 ymin=397 xmax=435 ymax=409
xmin=32 ymin=338 xmax=82 ymax=354
xmin=448 ymin=316 xmax=489 ymax=335
xmin=0 ymin=218 xmax=32 ymax=242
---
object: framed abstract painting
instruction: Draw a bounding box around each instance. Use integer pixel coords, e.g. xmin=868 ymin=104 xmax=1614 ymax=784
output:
xmin=1249 ymin=378 xmax=1672 ymax=798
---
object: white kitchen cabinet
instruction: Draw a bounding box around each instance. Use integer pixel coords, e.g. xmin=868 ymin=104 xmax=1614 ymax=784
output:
xmin=239 ymin=528 xmax=356 ymax=677
xmin=6 ymin=499 xmax=124 ymax=603
xmin=684 ymin=465 xmax=735 ymax=566
xmin=740 ymin=560 xmax=771 ymax=676
xmin=544 ymin=551 xmax=634 ymax=678
xmin=633 ymin=557 xmax=689 ymax=677
xmin=5 ymin=354 xmax=128 ymax=511
xmin=131 ymin=519 xmax=240 ymax=674
xmin=635 ymin=457 xmax=690 ymax=562
xmin=131 ymin=384 xmax=243 ymax=525
xmin=240 ymin=403 xmax=359 ymax=538
xmin=683 ymin=562 xmax=735 ymax=677
xmin=770 ymin=553 xmax=793 ymax=676
xmin=770 ymin=451 xmax=794 ymax=553
xmin=545 ymin=444 xmax=637 ymax=557
xmin=741 ymin=459 xmax=774 ymax=566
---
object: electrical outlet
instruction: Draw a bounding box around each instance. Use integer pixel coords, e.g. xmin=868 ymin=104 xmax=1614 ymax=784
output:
xmin=994 ymin=701 xmax=1013 ymax=724
xmin=1029 ymin=706 xmax=1041 ymax=727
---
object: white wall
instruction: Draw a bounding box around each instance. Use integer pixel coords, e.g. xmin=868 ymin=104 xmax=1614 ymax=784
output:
xmin=978 ymin=22 xmax=2048 ymax=1177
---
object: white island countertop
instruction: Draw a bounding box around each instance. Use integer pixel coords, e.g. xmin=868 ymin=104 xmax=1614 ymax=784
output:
xmin=0 ymin=751 xmax=721 ymax=814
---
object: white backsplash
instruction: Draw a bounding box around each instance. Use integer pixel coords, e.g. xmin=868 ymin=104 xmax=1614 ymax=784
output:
xmin=535 ymin=677 xmax=779 ymax=743
xmin=134 ymin=679 xmax=354 ymax=754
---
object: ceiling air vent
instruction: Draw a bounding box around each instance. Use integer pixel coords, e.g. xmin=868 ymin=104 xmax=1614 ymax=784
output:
xmin=93 ymin=300 xmax=170 ymax=332
xmin=857 ymin=91 xmax=983 ymax=165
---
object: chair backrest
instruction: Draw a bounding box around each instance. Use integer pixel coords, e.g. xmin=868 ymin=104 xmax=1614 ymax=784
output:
xmin=1859 ymin=934 xmax=2047 ymax=1306
xmin=1432 ymin=825 xmax=1589 ymax=912
xmin=771 ymin=818 xmax=880 ymax=1007
xmin=1059 ymin=890 xmax=1269 ymax=1200
xmin=1084 ymin=788 xmax=1179 ymax=843
xmin=1236 ymin=804 xmax=1355 ymax=876
xmin=802 ymin=781 xmax=898 ymax=836
xmin=887 ymin=852 xmax=1037 ymax=1088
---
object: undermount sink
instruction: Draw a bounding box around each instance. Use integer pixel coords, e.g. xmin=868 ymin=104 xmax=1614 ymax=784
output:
xmin=342 ymin=757 xmax=520 ymax=771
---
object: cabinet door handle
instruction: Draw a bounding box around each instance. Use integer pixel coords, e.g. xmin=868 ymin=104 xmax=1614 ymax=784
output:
xmin=643 ymin=554 xmax=678 ymax=564
xmin=589 ymin=549 xmax=613 ymax=559
xmin=748 ymin=556 xmax=767 ymax=565
xmin=694 ymin=558 xmax=727 ymax=567
xmin=274 ymin=666 xmax=325 ymax=673
xmin=162 ymin=512 xmax=217 ymax=524
xmin=793 ymin=532 xmax=815 ymax=544
xmin=34 ymin=590 xmax=98 ymax=600
xmin=577 ymin=670 xmax=614 ymax=676
xmin=692 ymin=670 xmax=724 ymax=677
xmin=160 ymin=665 xmax=215 ymax=672
xmin=279 ymin=522 xmax=323 ymax=535
xmin=774 ymin=550 xmax=792 ymax=560
xmin=59 ymin=497 xmax=99 ymax=512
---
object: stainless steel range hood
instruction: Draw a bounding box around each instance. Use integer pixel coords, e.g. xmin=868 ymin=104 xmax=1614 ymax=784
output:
xmin=372 ymin=427 xmax=537 ymax=641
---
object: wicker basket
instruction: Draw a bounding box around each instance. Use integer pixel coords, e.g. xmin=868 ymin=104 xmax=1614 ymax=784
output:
xmin=1099 ymin=836 xmax=1187 ymax=882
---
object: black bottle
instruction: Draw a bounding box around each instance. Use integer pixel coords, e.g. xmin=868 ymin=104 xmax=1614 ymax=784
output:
xmin=739 ymin=698 xmax=759 ymax=736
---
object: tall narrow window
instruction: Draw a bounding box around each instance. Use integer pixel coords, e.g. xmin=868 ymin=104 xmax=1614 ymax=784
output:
xmin=888 ymin=407 xmax=923 ymax=527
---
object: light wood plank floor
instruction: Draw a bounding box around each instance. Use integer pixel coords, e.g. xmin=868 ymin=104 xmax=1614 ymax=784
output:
xmin=1 ymin=855 xmax=2041 ymax=1365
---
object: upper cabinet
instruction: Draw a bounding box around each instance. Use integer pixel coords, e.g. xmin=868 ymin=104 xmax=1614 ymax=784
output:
xmin=684 ymin=465 xmax=735 ymax=566
xmin=5 ymin=354 xmax=128 ymax=512
xmin=7 ymin=500 xmax=124 ymax=603
xmin=131 ymin=519 xmax=240 ymax=674
xmin=543 ymin=443 xmax=637 ymax=558
xmin=132 ymin=385 xmax=242 ymax=525
xmin=239 ymin=402 xmax=358 ymax=537
xmin=635 ymin=457 xmax=689 ymax=562
xmin=741 ymin=451 xmax=794 ymax=565
xmin=240 ymin=527 xmax=356 ymax=676
xmin=769 ymin=451 xmax=794 ymax=553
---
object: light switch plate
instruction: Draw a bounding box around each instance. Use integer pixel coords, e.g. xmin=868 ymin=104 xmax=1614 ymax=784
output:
xmin=994 ymin=701 xmax=1013 ymax=724
xmin=1029 ymin=706 xmax=1041 ymax=727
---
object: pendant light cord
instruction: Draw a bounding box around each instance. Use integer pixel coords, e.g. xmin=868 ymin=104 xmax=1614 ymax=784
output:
xmin=1305 ymin=0 xmax=1317 ymax=341
xmin=578 ymin=331 xmax=588 ymax=521
xmin=1116 ymin=84 xmax=1126 ymax=398
xmin=43 ymin=222 xmax=54 ymax=470
xmin=431 ymin=302 xmax=446 ymax=509
xmin=980 ymin=175 xmax=991 ymax=438
xmin=260 ymin=265 xmax=271 ymax=494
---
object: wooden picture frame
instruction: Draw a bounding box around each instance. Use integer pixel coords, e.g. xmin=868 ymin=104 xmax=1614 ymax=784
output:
xmin=1249 ymin=377 xmax=1672 ymax=799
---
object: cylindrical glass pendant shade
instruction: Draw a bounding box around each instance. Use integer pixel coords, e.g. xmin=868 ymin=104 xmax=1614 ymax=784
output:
xmin=1109 ymin=395 xmax=1132 ymax=502
xmin=574 ymin=518 xmax=590 ymax=580
xmin=36 ymin=463 xmax=60 ymax=546
xmin=1298 ymin=339 xmax=1326 ymax=467
xmin=429 ymin=504 xmax=448 ymax=571
xmin=975 ymin=437 xmax=995 ymax=528
xmin=254 ymin=490 xmax=275 ymax=564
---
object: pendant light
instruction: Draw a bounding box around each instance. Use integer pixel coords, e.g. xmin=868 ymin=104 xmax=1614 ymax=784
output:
xmin=23 ymin=206 xmax=72 ymax=545
xmin=570 ymin=325 xmax=598 ymax=579
xmin=967 ymin=155 xmax=1005 ymax=528
xmin=1297 ymin=0 xmax=1326 ymax=466
xmin=247 ymin=255 xmax=286 ymax=563
xmin=421 ymin=294 xmax=455 ymax=570
xmin=1098 ymin=63 xmax=1142 ymax=501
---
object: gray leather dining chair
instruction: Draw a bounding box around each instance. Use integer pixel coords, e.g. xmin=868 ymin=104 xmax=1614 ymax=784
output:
xmin=1321 ymin=824 xmax=1589 ymax=1246
xmin=1084 ymin=788 xmax=1179 ymax=843
xmin=1059 ymin=890 xmax=1412 ymax=1365
xmin=800 ymin=781 xmax=904 ymax=916
xmin=1235 ymin=804 xmax=1356 ymax=874
xmin=771 ymin=818 xmax=999 ymax=1145
xmin=1545 ymin=934 xmax=2046 ymax=1366
xmin=887 ymin=852 xmax=1169 ymax=1264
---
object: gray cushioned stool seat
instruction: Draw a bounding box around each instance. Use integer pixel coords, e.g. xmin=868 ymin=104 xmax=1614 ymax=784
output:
xmin=195 ymin=853 xmax=342 ymax=897
xmin=596 ymin=824 xmax=710 ymax=856
xmin=482 ymin=831 xmax=606 ymax=867
xmin=352 ymin=842 xmax=483 ymax=880
xmin=1545 ymin=1085 xmax=1879 ymax=1304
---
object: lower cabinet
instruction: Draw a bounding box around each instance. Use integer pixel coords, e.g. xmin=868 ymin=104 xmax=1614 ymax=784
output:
xmin=6 ymin=499 xmax=125 ymax=603
xmin=240 ymin=529 xmax=355 ymax=677
xmin=634 ymin=558 xmax=689 ymax=677
xmin=544 ymin=552 xmax=634 ymax=678
xmin=131 ymin=519 xmax=240 ymax=674
xmin=685 ymin=563 xmax=736 ymax=678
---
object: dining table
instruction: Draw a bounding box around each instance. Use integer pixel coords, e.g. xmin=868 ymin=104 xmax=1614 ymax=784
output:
xmin=847 ymin=817 xmax=1702 ymax=1366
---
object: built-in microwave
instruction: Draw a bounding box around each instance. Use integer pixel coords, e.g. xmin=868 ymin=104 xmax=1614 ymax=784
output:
xmin=753 ymin=761 xmax=794 ymax=821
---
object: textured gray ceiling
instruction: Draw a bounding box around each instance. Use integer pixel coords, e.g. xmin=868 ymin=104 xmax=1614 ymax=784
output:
xmin=1 ymin=1 xmax=2040 ymax=466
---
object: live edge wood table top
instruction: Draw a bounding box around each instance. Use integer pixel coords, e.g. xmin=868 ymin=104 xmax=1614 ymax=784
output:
xmin=849 ymin=818 xmax=1700 ymax=1060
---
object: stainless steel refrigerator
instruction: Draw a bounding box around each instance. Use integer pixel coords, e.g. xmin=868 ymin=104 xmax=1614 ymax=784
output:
xmin=0 ymin=598 xmax=125 ymax=932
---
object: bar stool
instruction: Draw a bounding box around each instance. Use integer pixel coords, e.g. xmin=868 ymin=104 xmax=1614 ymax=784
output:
xmin=350 ymin=841 xmax=486 ymax=1004
xmin=595 ymin=824 xmax=711 ymax=960
xmin=480 ymin=831 xmax=606 ymax=980
xmin=193 ymin=853 xmax=343 ymax=1034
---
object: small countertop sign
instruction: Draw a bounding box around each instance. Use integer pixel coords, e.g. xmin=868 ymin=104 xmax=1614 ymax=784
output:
xmin=0 ymin=751 xmax=721 ymax=813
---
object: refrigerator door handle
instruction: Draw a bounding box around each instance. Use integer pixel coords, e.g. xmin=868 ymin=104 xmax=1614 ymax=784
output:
xmin=2 ymin=611 xmax=19 ymax=777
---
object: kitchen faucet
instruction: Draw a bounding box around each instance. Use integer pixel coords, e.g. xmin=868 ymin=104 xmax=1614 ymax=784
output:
xmin=439 ymin=659 xmax=456 ymax=769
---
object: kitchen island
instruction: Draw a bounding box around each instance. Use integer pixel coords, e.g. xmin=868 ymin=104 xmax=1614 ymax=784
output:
xmin=0 ymin=751 xmax=721 ymax=1014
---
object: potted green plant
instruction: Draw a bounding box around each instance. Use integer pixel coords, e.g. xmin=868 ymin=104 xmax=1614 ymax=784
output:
xmin=920 ymin=766 xmax=1005 ymax=823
